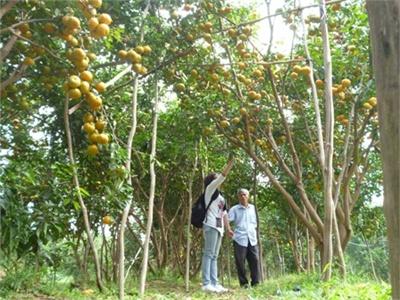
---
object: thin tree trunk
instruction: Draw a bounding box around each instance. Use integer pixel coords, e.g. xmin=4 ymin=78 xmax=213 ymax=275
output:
xmin=185 ymin=142 xmax=198 ymax=292
xmin=63 ymin=96 xmax=104 ymax=291
xmin=139 ymin=77 xmax=159 ymax=296
xmin=117 ymin=2 xmax=150 ymax=299
xmin=253 ymin=161 xmax=265 ymax=281
xmin=366 ymin=1 xmax=400 ymax=299
xmin=319 ymin=0 xmax=335 ymax=281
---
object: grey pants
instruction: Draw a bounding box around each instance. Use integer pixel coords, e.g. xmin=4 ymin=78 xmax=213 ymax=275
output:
xmin=233 ymin=240 xmax=260 ymax=287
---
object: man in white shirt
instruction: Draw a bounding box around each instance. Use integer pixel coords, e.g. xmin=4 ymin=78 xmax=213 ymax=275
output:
xmin=227 ymin=188 xmax=260 ymax=288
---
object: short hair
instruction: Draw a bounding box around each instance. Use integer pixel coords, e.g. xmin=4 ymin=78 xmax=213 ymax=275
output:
xmin=204 ymin=173 xmax=217 ymax=188
xmin=237 ymin=188 xmax=249 ymax=195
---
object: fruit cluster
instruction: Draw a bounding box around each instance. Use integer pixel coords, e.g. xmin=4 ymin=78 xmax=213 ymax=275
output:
xmin=117 ymin=45 xmax=152 ymax=76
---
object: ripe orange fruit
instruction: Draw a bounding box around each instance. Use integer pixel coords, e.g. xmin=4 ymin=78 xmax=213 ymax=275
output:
xmin=88 ymin=96 xmax=102 ymax=110
xmin=248 ymin=90 xmax=258 ymax=100
xmin=341 ymin=79 xmax=351 ymax=88
xmin=80 ymin=81 xmax=90 ymax=94
xmin=95 ymin=120 xmax=106 ymax=131
xmin=67 ymin=16 xmax=80 ymax=29
xmin=80 ymin=71 xmax=93 ymax=82
xmin=293 ymin=65 xmax=302 ymax=73
xmin=228 ymin=29 xmax=237 ymax=38
xmin=87 ymin=144 xmax=99 ymax=156
xmin=135 ymin=45 xmax=144 ymax=54
xmin=97 ymin=133 xmax=109 ymax=144
xmin=316 ymin=79 xmax=324 ymax=88
xmin=98 ymin=13 xmax=112 ymax=25
xmin=95 ymin=82 xmax=106 ymax=93
xmin=72 ymin=48 xmax=86 ymax=61
xmin=88 ymin=17 xmax=99 ymax=31
xmin=83 ymin=122 xmax=96 ymax=134
xmin=68 ymin=75 xmax=81 ymax=88
xmin=253 ymin=69 xmax=263 ymax=77
xmin=94 ymin=23 xmax=109 ymax=37
xmin=88 ymin=132 xmax=99 ymax=143
xmin=127 ymin=50 xmax=142 ymax=63
xmin=83 ymin=112 xmax=94 ymax=123
xmin=300 ymin=66 xmax=311 ymax=75
xmin=87 ymin=52 xmax=97 ymax=61
xmin=68 ymin=37 xmax=79 ymax=47
xmin=143 ymin=45 xmax=152 ymax=54
xmin=368 ymin=97 xmax=377 ymax=107
xmin=89 ymin=0 xmax=102 ymax=8
xmin=102 ymin=215 xmax=112 ymax=225
xmin=23 ymin=57 xmax=34 ymax=66
xmin=239 ymin=107 xmax=247 ymax=116
xmin=363 ymin=102 xmax=372 ymax=110
xmin=68 ymin=88 xmax=82 ymax=99
xmin=118 ymin=50 xmax=127 ymax=59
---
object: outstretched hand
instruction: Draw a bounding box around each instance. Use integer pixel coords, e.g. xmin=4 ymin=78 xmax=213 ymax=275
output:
xmin=227 ymin=229 xmax=234 ymax=238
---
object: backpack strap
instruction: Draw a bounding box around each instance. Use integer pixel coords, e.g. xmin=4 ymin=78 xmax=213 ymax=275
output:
xmin=204 ymin=191 xmax=219 ymax=222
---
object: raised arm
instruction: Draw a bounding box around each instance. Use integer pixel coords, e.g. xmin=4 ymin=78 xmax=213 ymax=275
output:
xmin=221 ymin=158 xmax=234 ymax=177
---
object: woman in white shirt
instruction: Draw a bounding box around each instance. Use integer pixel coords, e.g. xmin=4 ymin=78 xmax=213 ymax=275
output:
xmin=201 ymin=158 xmax=234 ymax=293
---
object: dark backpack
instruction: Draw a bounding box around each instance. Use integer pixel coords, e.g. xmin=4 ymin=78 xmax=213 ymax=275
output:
xmin=191 ymin=193 xmax=215 ymax=228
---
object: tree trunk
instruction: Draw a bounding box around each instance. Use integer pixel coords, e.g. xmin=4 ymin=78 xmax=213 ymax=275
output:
xmin=139 ymin=77 xmax=159 ymax=296
xmin=320 ymin=0 xmax=335 ymax=281
xmin=253 ymin=162 xmax=265 ymax=281
xmin=63 ymin=96 xmax=104 ymax=292
xmin=185 ymin=143 xmax=198 ymax=292
xmin=366 ymin=1 xmax=400 ymax=298
xmin=118 ymin=2 xmax=150 ymax=298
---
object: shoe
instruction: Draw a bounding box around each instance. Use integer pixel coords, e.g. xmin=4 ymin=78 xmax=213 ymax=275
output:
xmin=213 ymin=284 xmax=228 ymax=293
xmin=202 ymin=284 xmax=219 ymax=293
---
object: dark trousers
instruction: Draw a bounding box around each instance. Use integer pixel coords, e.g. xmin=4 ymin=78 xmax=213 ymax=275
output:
xmin=233 ymin=240 xmax=260 ymax=287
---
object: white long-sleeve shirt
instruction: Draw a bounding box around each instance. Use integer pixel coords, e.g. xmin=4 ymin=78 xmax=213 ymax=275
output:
xmin=203 ymin=174 xmax=227 ymax=235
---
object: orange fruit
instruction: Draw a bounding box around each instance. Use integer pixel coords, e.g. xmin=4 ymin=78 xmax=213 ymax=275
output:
xmin=83 ymin=122 xmax=96 ymax=134
xmin=80 ymin=71 xmax=93 ymax=82
xmin=95 ymin=82 xmax=106 ymax=93
xmin=80 ymin=81 xmax=90 ymax=94
xmin=88 ymin=17 xmax=99 ymax=31
xmin=68 ymin=88 xmax=82 ymax=99
xmin=83 ymin=112 xmax=94 ymax=123
xmin=98 ymin=13 xmax=112 ymax=25
xmin=87 ymin=144 xmax=99 ymax=156
xmin=94 ymin=23 xmax=109 ymax=37
xmin=68 ymin=75 xmax=81 ymax=88
xmin=89 ymin=0 xmax=102 ymax=8
xmin=96 ymin=133 xmax=109 ymax=144
xmin=102 ymin=215 xmax=112 ymax=225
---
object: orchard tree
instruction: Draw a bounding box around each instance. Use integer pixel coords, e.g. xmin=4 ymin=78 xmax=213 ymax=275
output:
xmin=366 ymin=0 xmax=399 ymax=298
xmin=165 ymin=0 xmax=381 ymax=280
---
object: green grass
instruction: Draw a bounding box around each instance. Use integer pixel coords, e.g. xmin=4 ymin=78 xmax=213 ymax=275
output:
xmin=0 ymin=272 xmax=391 ymax=299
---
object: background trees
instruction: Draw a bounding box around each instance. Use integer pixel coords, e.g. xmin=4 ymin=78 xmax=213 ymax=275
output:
xmin=0 ymin=0 xmax=393 ymax=298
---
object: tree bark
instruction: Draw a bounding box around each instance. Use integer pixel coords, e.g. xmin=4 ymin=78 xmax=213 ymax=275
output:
xmin=366 ymin=1 xmax=400 ymax=298
xmin=63 ymin=96 xmax=104 ymax=291
xmin=139 ymin=77 xmax=159 ymax=296
xmin=185 ymin=143 xmax=198 ymax=292
xmin=319 ymin=0 xmax=335 ymax=281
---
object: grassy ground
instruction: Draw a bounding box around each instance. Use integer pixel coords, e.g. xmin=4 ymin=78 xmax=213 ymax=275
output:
xmin=1 ymin=273 xmax=391 ymax=300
